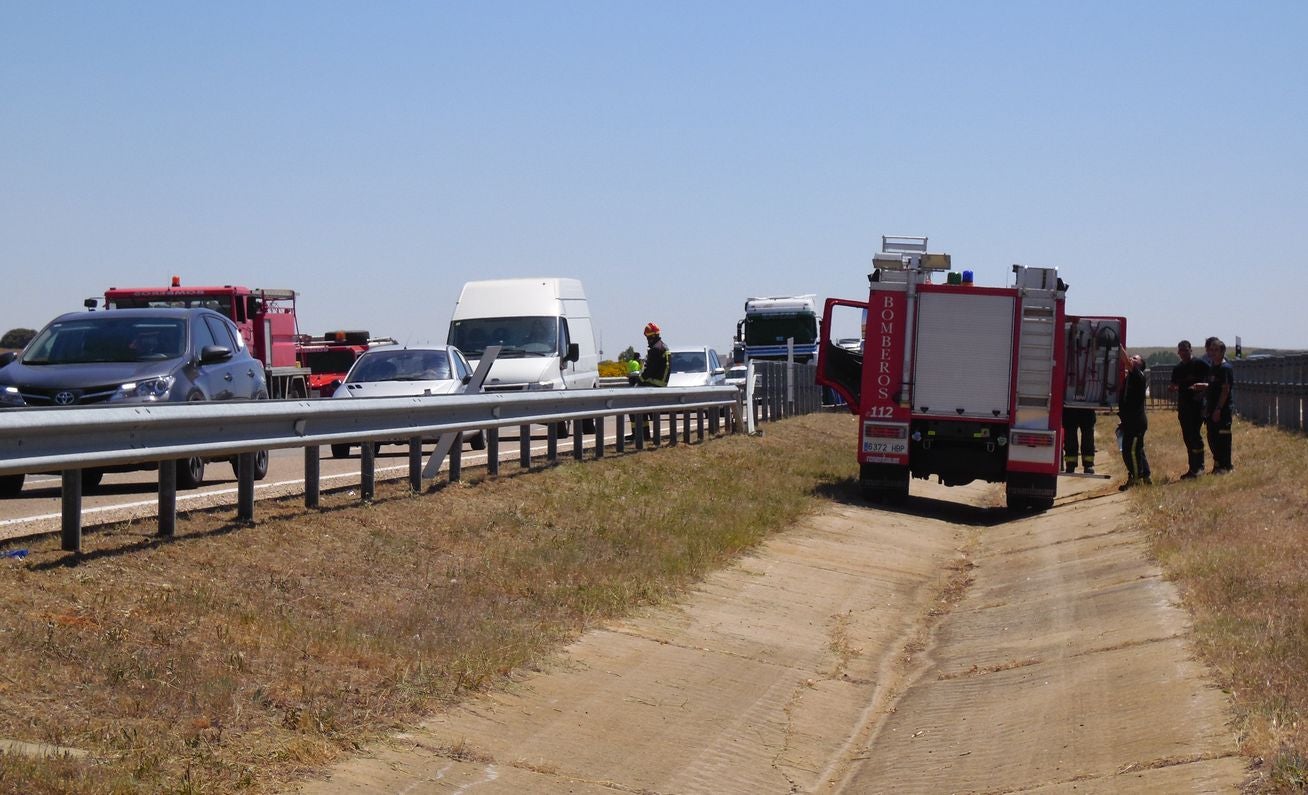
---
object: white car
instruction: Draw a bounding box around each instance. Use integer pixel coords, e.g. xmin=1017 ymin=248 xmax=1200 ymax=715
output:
xmin=666 ymin=346 xmax=726 ymax=388
xmin=724 ymin=364 xmax=749 ymax=388
xmin=330 ymin=345 xmax=480 ymax=457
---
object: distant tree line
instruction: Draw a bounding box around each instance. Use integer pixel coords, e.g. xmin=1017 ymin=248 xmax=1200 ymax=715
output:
xmin=1 ymin=328 xmax=36 ymax=349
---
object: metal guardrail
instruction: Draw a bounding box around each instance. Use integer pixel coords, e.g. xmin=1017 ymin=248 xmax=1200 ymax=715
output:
xmin=1 ymin=386 xmax=741 ymax=552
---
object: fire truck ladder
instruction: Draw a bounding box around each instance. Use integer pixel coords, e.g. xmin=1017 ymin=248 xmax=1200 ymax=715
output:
xmin=1014 ymin=290 xmax=1058 ymax=424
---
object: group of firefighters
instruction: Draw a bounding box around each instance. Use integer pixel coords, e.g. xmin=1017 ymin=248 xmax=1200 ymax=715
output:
xmin=1062 ymin=337 xmax=1236 ymax=490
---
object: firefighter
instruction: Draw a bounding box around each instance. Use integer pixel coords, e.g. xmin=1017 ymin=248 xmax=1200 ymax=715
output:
xmin=640 ymin=323 xmax=669 ymax=387
xmin=1117 ymin=352 xmax=1152 ymax=490
xmin=1061 ymin=407 xmax=1097 ymax=474
xmin=1168 ymin=339 xmax=1210 ymax=478
xmin=1202 ymin=338 xmax=1235 ymax=474
xmin=626 ymin=354 xmax=642 ymax=386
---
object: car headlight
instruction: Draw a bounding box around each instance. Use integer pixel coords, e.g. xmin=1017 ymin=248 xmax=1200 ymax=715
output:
xmin=0 ymin=386 xmax=25 ymax=407
xmin=111 ymin=376 xmax=175 ymax=402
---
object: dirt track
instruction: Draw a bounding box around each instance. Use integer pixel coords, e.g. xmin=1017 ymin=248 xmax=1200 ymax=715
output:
xmin=296 ymin=473 xmax=1245 ymax=794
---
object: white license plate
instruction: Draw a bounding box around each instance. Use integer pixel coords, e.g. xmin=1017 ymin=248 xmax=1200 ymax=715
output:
xmin=863 ymin=440 xmax=907 ymax=455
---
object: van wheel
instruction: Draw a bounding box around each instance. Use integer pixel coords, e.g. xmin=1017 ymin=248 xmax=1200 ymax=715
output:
xmin=468 ymin=431 xmax=486 ymax=451
xmin=330 ymin=444 xmax=352 ymax=459
xmin=554 ymin=421 xmax=569 ymax=437
xmin=581 ymin=418 xmax=597 ymax=434
xmin=0 ymin=474 xmax=23 ymax=498
xmin=177 ymin=457 xmax=206 ymax=490
xmin=230 ymin=451 xmax=270 ymax=481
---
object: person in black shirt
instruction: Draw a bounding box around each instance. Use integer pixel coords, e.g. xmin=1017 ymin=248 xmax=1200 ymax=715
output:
xmin=1202 ymin=338 xmax=1235 ymax=473
xmin=1117 ymin=352 xmax=1151 ymax=490
xmin=1062 ymin=407 xmax=1097 ymax=474
xmin=1168 ymin=340 xmax=1210 ymax=478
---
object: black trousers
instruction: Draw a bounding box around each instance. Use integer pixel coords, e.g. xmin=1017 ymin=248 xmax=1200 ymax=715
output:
xmin=1206 ymin=413 xmax=1233 ymax=470
xmin=1062 ymin=409 xmax=1097 ymax=470
xmin=1120 ymin=423 xmax=1150 ymax=481
xmin=1178 ymin=408 xmax=1206 ymax=473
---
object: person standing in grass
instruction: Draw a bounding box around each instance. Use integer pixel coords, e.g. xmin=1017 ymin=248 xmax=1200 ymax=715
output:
xmin=1118 ymin=352 xmax=1152 ymax=490
xmin=1169 ymin=339 xmax=1210 ymax=479
xmin=1202 ymin=338 xmax=1235 ymax=474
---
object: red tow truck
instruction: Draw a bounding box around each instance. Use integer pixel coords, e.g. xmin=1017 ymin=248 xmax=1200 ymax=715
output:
xmin=297 ymin=330 xmax=397 ymax=397
xmin=102 ymin=278 xmax=311 ymax=399
xmin=816 ymin=236 xmax=1127 ymax=511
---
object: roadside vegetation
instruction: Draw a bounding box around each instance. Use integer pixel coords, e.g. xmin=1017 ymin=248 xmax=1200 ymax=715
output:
xmin=1125 ymin=410 xmax=1308 ymax=791
xmin=0 ymin=413 xmax=858 ymax=793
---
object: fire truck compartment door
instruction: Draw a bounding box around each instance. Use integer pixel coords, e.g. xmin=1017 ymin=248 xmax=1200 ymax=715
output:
xmin=913 ymin=292 xmax=1015 ymax=419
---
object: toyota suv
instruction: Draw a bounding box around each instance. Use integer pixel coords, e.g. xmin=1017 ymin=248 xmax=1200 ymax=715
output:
xmin=0 ymin=307 xmax=269 ymax=495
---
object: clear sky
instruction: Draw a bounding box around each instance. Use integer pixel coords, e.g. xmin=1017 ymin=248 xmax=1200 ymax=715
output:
xmin=3 ymin=2 xmax=1305 ymax=356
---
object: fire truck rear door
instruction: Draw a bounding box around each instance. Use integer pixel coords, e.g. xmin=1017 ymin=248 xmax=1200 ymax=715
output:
xmin=912 ymin=292 xmax=1015 ymax=419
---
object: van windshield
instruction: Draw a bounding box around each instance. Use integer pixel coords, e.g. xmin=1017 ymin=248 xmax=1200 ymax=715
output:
xmin=448 ymin=317 xmax=559 ymax=358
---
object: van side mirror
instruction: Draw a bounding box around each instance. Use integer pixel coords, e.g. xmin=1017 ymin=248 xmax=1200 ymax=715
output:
xmin=566 ymin=343 xmax=580 ymax=363
xmin=0 ymin=351 xmax=15 ymax=368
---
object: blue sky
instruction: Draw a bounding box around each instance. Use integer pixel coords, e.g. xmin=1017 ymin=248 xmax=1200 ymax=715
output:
xmin=3 ymin=2 xmax=1305 ymax=356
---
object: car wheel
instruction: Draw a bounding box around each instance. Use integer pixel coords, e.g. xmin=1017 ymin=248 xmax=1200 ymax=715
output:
xmin=230 ymin=450 xmax=270 ymax=481
xmin=177 ymin=457 xmax=205 ymax=490
xmin=0 ymin=474 xmax=23 ymax=498
xmin=81 ymin=469 xmax=104 ymax=492
xmin=468 ymin=431 xmax=486 ymax=451
xmin=581 ymin=418 xmax=597 ymax=434
xmin=330 ymin=444 xmax=352 ymax=459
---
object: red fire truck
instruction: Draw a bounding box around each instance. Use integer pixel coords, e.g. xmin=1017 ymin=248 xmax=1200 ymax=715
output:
xmin=102 ymin=278 xmax=311 ymax=399
xmin=816 ymin=236 xmax=1126 ymax=511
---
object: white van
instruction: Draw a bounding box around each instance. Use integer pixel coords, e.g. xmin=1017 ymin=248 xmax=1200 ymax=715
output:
xmin=446 ymin=277 xmax=599 ymax=392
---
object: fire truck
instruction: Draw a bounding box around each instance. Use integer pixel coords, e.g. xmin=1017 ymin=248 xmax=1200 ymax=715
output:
xmin=102 ymin=278 xmax=311 ymax=399
xmin=816 ymin=236 xmax=1125 ymax=511
xmin=297 ymin=330 xmax=397 ymax=397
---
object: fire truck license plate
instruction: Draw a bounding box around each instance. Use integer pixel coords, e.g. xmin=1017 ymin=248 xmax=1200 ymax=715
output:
xmin=863 ymin=439 xmax=908 ymax=455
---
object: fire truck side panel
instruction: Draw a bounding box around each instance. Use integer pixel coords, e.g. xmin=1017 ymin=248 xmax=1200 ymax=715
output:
xmin=911 ymin=289 xmax=1015 ymax=419
xmin=859 ymin=285 xmax=912 ymax=466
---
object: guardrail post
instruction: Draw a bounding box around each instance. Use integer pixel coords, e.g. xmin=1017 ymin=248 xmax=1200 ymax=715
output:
xmin=159 ymin=458 xmax=177 ymax=537
xmin=520 ymin=425 xmax=531 ymax=468
xmin=683 ymin=411 xmax=692 ymax=445
xmin=668 ymin=413 xmax=677 ymax=447
xmin=697 ymin=409 xmax=705 ymax=441
xmin=547 ymin=423 xmax=559 ymax=465
xmin=408 ymin=437 xmax=422 ymax=491
xmin=710 ymin=405 xmax=720 ymax=435
xmin=595 ymin=415 xmax=604 ymax=459
xmin=61 ymin=469 xmax=82 ymax=552
xmin=304 ymin=446 xmax=320 ymax=508
xmin=361 ymin=442 xmax=376 ymax=501
xmin=449 ymin=434 xmax=462 ymax=483
xmin=616 ymin=413 xmax=626 ymax=453
xmin=487 ymin=428 xmax=500 ymax=475
xmin=572 ymin=421 xmax=583 ymax=461
xmin=237 ymin=452 xmax=255 ymax=522
xmin=635 ymin=414 xmax=646 ymax=450
xmin=653 ymin=411 xmax=663 ymax=446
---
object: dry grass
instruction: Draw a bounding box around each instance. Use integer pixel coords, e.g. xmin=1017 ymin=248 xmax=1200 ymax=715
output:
xmin=1126 ymin=409 xmax=1308 ymax=791
xmin=0 ymin=413 xmax=858 ymax=793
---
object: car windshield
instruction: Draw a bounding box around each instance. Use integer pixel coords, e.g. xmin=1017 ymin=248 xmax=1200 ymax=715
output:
xmin=347 ymin=349 xmax=451 ymax=383
xmin=21 ymin=317 xmax=187 ymax=364
xmin=727 ymin=367 xmax=747 ymax=379
xmin=447 ymin=316 xmax=558 ymax=358
xmin=669 ymin=351 xmax=708 ymax=374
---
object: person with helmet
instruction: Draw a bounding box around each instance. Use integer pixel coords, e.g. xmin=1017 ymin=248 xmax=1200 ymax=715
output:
xmin=625 ymin=353 xmax=643 ymax=386
xmin=639 ymin=322 xmax=669 ymax=387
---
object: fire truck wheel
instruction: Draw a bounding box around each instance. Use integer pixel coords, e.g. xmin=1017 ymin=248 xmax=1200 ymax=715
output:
xmin=859 ymin=463 xmax=909 ymax=505
xmin=468 ymin=431 xmax=486 ymax=451
xmin=177 ymin=457 xmax=206 ymax=490
xmin=330 ymin=444 xmax=352 ymax=459
xmin=0 ymin=474 xmax=24 ymax=497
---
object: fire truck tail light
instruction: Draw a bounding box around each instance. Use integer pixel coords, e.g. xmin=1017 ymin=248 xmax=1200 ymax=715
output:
xmin=1011 ymin=432 xmax=1054 ymax=447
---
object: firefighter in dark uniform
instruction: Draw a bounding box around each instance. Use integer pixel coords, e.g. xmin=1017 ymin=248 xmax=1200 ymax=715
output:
xmin=1169 ymin=339 xmax=1210 ymax=478
xmin=1117 ymin=352 xmax=1152 ymax=490
xmin=1202 ymin=337 xmax=1235 ymax=473
xmin=1062 ymin=407 xmax=1097 ymax=474
xmin=640 ymin=322 xmax=669 ymax=387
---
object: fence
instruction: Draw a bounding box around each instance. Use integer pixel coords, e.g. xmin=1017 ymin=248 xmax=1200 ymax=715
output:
xmin=0 ymin=386 xmax=740 ymax=552
xmin=744 ymin=360 xmax=824 ymax=428
xmin=1148 ymin=356 xmax=1308 ymax=433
